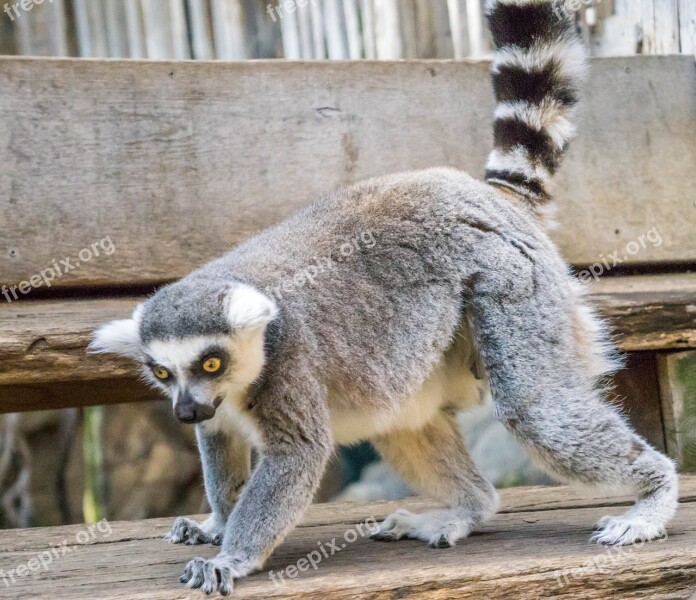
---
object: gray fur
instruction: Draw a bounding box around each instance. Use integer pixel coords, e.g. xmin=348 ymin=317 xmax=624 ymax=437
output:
xmin=134 ymin=168 xmax=676 ymax=593
xmin=92 ymin=0 xmax=678 ymax=593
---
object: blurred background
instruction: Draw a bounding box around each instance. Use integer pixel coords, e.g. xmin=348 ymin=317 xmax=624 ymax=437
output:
xmin=1 ymin=0 xmax=693 ymax=61
xmin=1 ymin=0 xmax=695 ymax=530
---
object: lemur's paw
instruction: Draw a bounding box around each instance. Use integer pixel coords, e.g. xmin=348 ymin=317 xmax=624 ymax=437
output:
xmin=590 ymin=514 xmax=667 ymax=546
xmin=370 ymin=508 xmax=470 ymax=549
xmin=180 ymin=553 xmax=254 ymax=596
xmin=165 ymin=517 xmax=224 ymax=546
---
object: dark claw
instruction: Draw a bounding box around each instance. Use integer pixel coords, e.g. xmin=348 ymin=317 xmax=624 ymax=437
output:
xmin=430 ymin=534 xmax=452 ymax=549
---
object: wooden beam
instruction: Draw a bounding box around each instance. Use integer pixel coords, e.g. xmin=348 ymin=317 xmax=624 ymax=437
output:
xmin=0 ymin=274 xmax=694 ymax=411
xmin=0 ymin=479 xmax=694 ymax=599
xmin=0 ymin=57 xmax=694 ymax=289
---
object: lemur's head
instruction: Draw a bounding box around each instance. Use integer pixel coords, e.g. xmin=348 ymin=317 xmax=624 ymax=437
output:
xmin=90 ymin=279 xmax=277 ymax=424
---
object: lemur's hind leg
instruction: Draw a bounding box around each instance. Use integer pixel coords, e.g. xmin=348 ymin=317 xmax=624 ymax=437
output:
xmin=467 ymin=235 xmax=678 ymax=546
xmin=371 ymin=411 xmax=499 ymax=548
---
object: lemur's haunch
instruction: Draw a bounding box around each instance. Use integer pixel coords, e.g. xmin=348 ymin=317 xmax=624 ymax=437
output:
xmin=92 ymin=0 xmax=678 ymax=594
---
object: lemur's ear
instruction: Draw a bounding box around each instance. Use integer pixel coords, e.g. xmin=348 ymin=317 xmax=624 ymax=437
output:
xmin=225 ymin=283 xmax=278 ymax=331
xmin=89 ymin=304 xmax=144 ymax=359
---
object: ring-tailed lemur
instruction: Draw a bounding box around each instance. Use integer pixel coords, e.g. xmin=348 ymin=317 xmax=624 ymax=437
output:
xmin=92 ymin=0 xmax=678 ymax=594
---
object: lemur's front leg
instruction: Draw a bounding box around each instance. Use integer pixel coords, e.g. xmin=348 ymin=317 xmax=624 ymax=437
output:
xmin=166 ymin=428 xmax=250 ymax=546
xmin=180 ymin=371 xmax=332 ymax=595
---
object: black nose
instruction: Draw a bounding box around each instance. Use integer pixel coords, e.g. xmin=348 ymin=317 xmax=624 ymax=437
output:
xmin=175 ymin=396 xmax=216 ymax=424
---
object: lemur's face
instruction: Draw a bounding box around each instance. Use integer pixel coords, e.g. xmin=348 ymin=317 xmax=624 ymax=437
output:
xmin=90 ymin=282 xmax=277 ymax=424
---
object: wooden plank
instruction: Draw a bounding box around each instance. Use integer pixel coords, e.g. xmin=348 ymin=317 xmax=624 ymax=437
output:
xmin=589 ymin=273 xmax=696 ymax=351
xmin=2 ymin=477 xmax=695 ymax=551
xmin=0 ymin=480 xmax=694 ymax=599
xmin=0 ymin=274 xmax=694 ymax=411
xmin=0 ymin=57 xmax=694 ymax=289
xmin=0 ymin=57 xmax=696 ymax=287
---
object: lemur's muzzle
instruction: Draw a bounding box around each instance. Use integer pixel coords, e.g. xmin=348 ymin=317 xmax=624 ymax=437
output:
xmin=175 ymin=391 xmax=216 ymax=424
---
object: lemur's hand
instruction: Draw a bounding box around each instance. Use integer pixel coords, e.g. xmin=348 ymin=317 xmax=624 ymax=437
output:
xmin=180 ymin=553 xmax=256 ymax=596
xmin=165 ymin=516 xmax=225 ymax=546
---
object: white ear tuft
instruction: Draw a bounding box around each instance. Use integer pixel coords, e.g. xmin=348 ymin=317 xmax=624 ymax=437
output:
xmin=225 ymin=283 xmax=278 ymax=331
xmin=89 ymin=304 xmax=144 ymax=359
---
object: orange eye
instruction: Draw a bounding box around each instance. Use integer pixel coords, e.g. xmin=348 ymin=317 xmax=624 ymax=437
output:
xmin=202 ymin=357 xmax=222 ymax=373
xmin=153 ymin=366 xmax=171 ymax=380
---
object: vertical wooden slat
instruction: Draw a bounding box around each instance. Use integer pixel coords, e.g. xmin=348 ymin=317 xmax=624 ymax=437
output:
xmin=73 ymin=0 xmax=108 ymax=57
xmin=612 ymin=353 xmax=668 ymax=453
xmin=658 ymin=351 xmax=696 ymax=471
xmin=124 ymin=0 xmax=147 ymax=58
xmin=277 ymin=0 xmax=301 ymax=59
xmin=591 ymin=0 xmax=642 ymax=56
xmin=465 ymin=0 xmax=489 ymax=57
xmin=412 ymin=0 xmax=433 ymax=58
xmin=343 ymin=0 xmax=363 ymax=59
xmin=679 ymin=0 xmax=696 ymax=53
xmin=187 ymin=0 xmax=214 ymax=59
xmin=13 ymin=0 xmax=67 ymax=56
xmin=250 ymin=0 xmax=283 ymax=58
xmin=447 ymin=0 xmax=470 ymax=58
xmin=399 ymin=0 xmax=418 ymax=59
xmin=0 ymin=11 xmax=16 ymax=55
xmin=104 ymin=0 xmax=129 ymax=57
xmin=373 ymin=0 xmax=401 ymax=59
xmin=431 ymin=0 xmax=454 ymax=58
xmin=141 ymin=0 xmax=172 ymax=58
xmin=169 ymin=0 xmax=191 ymax=59
xmin=47 ymin=0 xmax=69 ymax=56
xmin=13 ymin=8 xmax=34 ymax=55
xmin=323 ymin=0 xmax=348 ymax=58
xmin=641 ymin=0 xmax=680 ymax=54
xmin=359 ymin=0 xmax=376 ymax=59
xmin=310 ymin=0 xmax=327 ymax=59
xmin=297 ymin=1 xmax=315 ymax=58
xmin=211 ymin=0 xmax=248 ymax=59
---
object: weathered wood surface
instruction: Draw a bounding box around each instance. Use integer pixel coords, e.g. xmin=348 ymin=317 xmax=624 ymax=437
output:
xmin=0 ymin=477 xmax=694 ymax=599
xmin=0 ymin=56 xmax=694 ymax=290
xmin=1 ymin=274 xmax=694 ymax=395
xmin=590 ymin=273 xmax=696 ymax=351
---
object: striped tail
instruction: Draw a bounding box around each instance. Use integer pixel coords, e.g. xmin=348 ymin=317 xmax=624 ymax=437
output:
xmin=484 ymin=0 xmax=588 ymax=204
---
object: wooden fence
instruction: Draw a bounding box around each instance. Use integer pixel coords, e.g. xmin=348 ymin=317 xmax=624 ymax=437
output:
xmin=1 ymin=0 xmax=695 ymax=61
